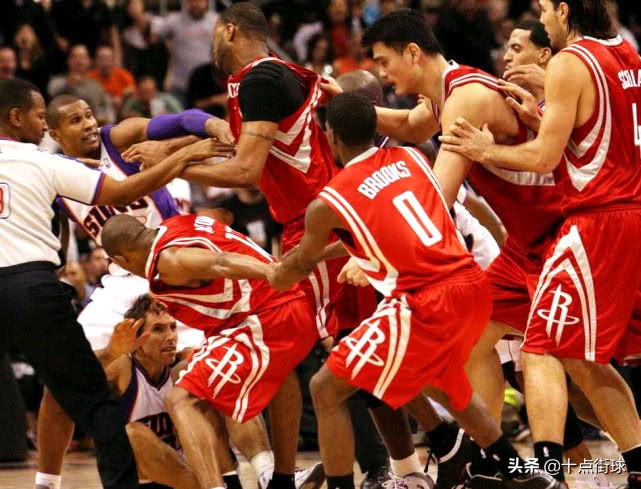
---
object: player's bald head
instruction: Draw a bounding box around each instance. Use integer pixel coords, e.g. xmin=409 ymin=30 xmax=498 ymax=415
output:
xmin=336 ymin=70 xmax=384 ymax=106
xmin=102 ymin=214 xmax=148 ymax=258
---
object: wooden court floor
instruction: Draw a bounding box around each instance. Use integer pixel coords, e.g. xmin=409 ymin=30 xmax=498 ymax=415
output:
xmin=0 ymin=441 xmax=628 ymax=488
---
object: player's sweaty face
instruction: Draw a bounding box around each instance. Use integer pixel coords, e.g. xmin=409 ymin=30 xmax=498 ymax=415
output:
xmin=503 ymin=29 xmax=542 ymax=70
xmin=372 ymin=42 xmax=412 ymax=95
xmin=212 ymin=22 xmax=231 ymax=75
xmin=137 ymin=313 xmax=178 ymax=365
xmin=57 ymin=101 xmax=100 ymax=157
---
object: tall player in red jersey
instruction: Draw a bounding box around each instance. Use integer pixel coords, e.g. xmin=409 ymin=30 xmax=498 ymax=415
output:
xmin=154 ymin=2 xmax=351 ymax=339
xmin=101 ymin=213 xmax=319 ymax=489
xmin=441 ymin=0 xmax=641 ymax=485
xmin=267 ymin=92 xmax=563 ymax=489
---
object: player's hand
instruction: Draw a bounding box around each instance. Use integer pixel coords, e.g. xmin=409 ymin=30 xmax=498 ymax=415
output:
xmin=497 ymin=79 xmax=542 ymax=132
xmin=106 ymin=318 xmax=150 ymax=358
xmin=181 ymin=138 xmax=236 ymax=162
xmin=319 ymin=76 xmax=343 ymax=103
xmin=122 ymin=140 xmax=171 ymax=167
xmin=503 ymin=64 xmax=545 ymax=100
xmin=205 ymin=118 xmax=235 ymax=144
xmin=337 ymin=258 xmax=369 ymax=287
xmin=77 ymin=157 xmax=102 ymax=168
xmin=439 ymin=118 xmax=495 ymax=163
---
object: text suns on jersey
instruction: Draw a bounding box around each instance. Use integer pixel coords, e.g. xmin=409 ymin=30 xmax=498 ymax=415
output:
xmin=0 ymin=182 xmax=10 ymax=219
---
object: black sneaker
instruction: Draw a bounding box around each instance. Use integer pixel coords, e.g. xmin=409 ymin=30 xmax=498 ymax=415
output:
xmin=502 ymin=472 xmax=565 ymax=489
xmin=429 ymin=429 xmax=473 ymax=489
xmin=461 ymin=464 xmax=503 ymax=489
xmin=361 ymin=464 xmax=393 ymax=489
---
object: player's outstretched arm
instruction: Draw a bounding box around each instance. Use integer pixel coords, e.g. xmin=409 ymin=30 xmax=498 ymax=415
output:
xmin=375 ymin=100 xmax=440 ymax=145
xmin=267 ymin=199 xmax=342 ymax=290
xmin=96 ymin=138 xmax=225 ymax=206
xmin=439 ymin=53 xmax=586 ymax=173
xmin=179 ymin=120 xmax=277 ymax=188
xmin=157 ymin=247 xmax=270 ymax=287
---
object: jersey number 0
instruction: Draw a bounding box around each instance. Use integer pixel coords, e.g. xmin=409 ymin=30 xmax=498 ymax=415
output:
xmin=392 ymin=191 xmax=442 ymax=246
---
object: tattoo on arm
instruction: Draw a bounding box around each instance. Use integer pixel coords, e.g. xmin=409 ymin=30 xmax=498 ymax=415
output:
xmin=241 ymin=130 xmax=275 ymax=141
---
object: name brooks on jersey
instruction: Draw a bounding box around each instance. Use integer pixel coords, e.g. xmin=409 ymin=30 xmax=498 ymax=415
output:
xmin=357 ymin=161 xmax=412 ymax=200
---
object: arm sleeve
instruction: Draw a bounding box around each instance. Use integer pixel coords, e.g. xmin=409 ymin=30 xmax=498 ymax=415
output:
xmin=146 ymin=108 xmax=211 ymax=139
xmin=238 ymin=62 xmax=305 ymax=122
xmin=49 ymin=155 xmax=106 ymax=204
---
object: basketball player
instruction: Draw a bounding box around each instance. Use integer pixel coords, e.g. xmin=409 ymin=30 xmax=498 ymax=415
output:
xmin=34 ymin=96 xmax=233 ymax=489
xmin=335 ymin=69 xmax=501 ymax=489
xmin=101 ymin=295 xmax=199 ymax=489
xmin=100 ymin=212 xmax=321 ymax=489
xmin=0 ymin=78 xmax=221 ymax=489
xmin=266 ymin=91 xmax=563 ymax=489
xmin=440 ymin=0 xmax=641 ymax=486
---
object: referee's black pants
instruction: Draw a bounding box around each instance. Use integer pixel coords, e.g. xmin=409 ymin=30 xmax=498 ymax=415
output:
xmin=0 ymin=262 xmax=139 ymax=489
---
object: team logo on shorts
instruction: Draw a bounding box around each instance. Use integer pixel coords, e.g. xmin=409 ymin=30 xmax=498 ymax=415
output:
xmin=344 ymin=319 xmax=386 ymax=378
xmin=536 ymin=284 xmax=580 ymax=345
xmin=206 ymin=344 xmax=244 ymax=397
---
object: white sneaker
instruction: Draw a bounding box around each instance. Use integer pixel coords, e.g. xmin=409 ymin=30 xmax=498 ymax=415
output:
xmin=382 ymin=473 xmax=435 ymax=489
xmin=294 ymin=463 xmax=326 ymax=489
xmin=257 ymin=465 xmax=275 ymax=489
xmin=574 ymin=473 xmax=612 ymax=489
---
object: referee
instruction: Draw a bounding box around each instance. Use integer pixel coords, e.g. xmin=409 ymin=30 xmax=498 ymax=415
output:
xmin=0 ymin=79 xmax=217 ymax=489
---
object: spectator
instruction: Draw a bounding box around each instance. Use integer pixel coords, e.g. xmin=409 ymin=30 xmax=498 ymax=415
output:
xmin=85 ymin=247 xmax=109 ymax=286
xmin=186 ymin=62 xmax=227 ymax=118
xmin=88 ymin=44 xmax=136 ymax=111
xmin=333 ymin=30 xmax=374 ymax=76
xmin=120 ymin=75 xmax=183 ymax=119
xmin=48 ymin=44 xmax=114 ymax=124
xmin=304 ymin=34 xmax=334 ymax=77
xmin=436 ymin=0 xmax=497 ymax=74
xmin=50 ymin=0 xmax=122 ymax=62
xmin=120 ymin=0 xmax=168 ymax=87
xmin=13 ymin=24 xmax=51 ymax=96
xmin=130 ymin=0 xmax=217 ymax=103
xmin=327 ymin=0 xmax=352 ymax=58
xmin=62 ymin=261 xmax=96 ymax=312
xmin=0 ymin=46 xmax=17 ymax=81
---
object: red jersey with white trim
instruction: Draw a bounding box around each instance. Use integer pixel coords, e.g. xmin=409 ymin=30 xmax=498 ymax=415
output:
xmin=319 ymin=146 xmax=478 ymax=297
xmin=227 ymin=57 xmax=335 ymax=225
xmin=436 ymin=62 xmax=563 ymax=256
xmin=558 ymin=36 xmax=641 ymax=213
xmin=146 ymin=214 xmax=305 ymax=336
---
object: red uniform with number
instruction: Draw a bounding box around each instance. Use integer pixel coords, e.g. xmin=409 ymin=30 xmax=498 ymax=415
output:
xmin=145 ymin=214 xmax=318 ymax=422
xmin=319 ymin=146 xmax=491 ymax=410
xmin=228 ymin=57 xmax=369 ymax=336
xmin=522 ymin=37 xmax=641 ymax=363
xmin=433 ymin=62 xmax=564 ymax=334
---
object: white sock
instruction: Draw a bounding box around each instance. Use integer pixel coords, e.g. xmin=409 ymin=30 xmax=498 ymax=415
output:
xmin=251 ymin=450 xmax=275 ymax=487
xmin=390 ymin=452 xmax=422 ymax=478
xmin=35 ymin=472 xmax=62 ymax=489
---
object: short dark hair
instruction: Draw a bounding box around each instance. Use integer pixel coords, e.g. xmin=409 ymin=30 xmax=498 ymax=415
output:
xmin=124 ymin=294 xmax=168 ymax=337
xmin=551 ymin=0 xmax=614 ymax=39
xmin=362 ymin=8 xmax=442 ymax=54
xmin=515 ymin=20 xmax=551 ymax=49
xmin=46 ymin=94 xmax=82 ymax=128
xmin=327 ymin=92 xmax=376 ymax=146
xmin=0 ymin=79 xmax=40 ymax=122
xmin=220 ymin=2 xmax=268 ymax=41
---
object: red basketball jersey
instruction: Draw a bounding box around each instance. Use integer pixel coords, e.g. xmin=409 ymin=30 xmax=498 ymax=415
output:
xmin=318 ymin=146 xmax=478 ymax=296
xmin=146 ymin=214 xmax=305 ymax=336
xmin=227 ymin=57 xmax=335 ymax=225
xmin=558 ymin=37 xmax=641 ymax=212
xmin=436 ymin=62 xmax=563 ymax=256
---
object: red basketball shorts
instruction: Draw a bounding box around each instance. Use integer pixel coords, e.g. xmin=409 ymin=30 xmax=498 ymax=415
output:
xmin=281 ymin=219 xmax=377 ymax=337
xmin=485 ymin=238 xmax=543 ymax=335
xmin=523 ymin=210 xmax=641 ymax=363
xmin=176 ymin=298 xmax=318 ymax=422
xmin=327 ymin=271 xmax=492 ymax=411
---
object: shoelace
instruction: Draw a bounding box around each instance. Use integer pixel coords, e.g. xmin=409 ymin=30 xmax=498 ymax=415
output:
xmin=382 ymin=475 xmax=407 ymax=489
